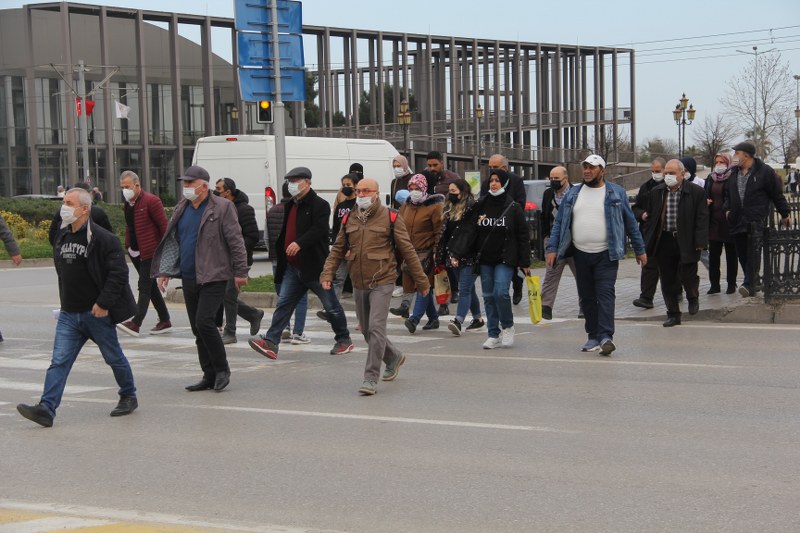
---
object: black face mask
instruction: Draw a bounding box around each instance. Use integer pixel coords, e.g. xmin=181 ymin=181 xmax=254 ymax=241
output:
xmin=212 ymin=190 xmax=221 ymax=196
xmin=448 ymin=193 xmax=460 ymax=203
xmin=341 ymin=186 xmax=354 ymax=197
xmin=584 ymin=177 xmax=601 ymax=188
xmin=550 ymin=180 xmax=562 ymax=189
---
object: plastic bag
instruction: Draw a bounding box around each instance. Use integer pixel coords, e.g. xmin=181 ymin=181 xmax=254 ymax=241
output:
xmin=526 ymin=274 xmax=542 ymax=324
xmin=434 ymin=268 xmax=451 ymax=305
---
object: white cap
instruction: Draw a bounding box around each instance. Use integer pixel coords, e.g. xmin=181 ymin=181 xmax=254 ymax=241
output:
xmin=582 ymin=154 xmax=606 ymax=168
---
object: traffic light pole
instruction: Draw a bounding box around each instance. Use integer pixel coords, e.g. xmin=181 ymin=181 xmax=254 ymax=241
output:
xmin=270 ymin=0 xmax=286 ymax=183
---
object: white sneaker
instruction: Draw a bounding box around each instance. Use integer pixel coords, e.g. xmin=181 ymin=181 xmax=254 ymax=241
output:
xmin=290 ymin=333 xmax=310 ymax=344
xmin=483 ymin=337 xmax=502 ymax=350
xmin=392 ymin=286 xmax=404 ymax=298
xmin=500 ymin=326 xmax=515 ymax=347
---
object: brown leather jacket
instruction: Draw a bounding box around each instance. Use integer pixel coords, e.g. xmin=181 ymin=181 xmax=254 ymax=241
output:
xmin=321 ymin=203 xmax=429 ymax=292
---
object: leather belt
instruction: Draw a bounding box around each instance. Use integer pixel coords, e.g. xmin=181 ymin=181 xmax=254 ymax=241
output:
xmin=663 ymin=230 xmax=677 ymax=237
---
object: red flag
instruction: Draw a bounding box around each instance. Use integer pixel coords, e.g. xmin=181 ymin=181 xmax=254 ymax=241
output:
xmin=76 ymin=97 xmax=95 ymax=116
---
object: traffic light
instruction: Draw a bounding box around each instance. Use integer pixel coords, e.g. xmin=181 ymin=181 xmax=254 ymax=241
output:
xmin=257 ymin=100 xmax=273 ymax=124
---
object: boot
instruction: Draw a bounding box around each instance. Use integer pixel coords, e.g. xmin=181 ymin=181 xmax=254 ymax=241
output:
xmin=390 ymin=302 xmax=410 ymax=318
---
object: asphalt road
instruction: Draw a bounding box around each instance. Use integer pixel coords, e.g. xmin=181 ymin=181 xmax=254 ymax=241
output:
xmin=1 ymin=261 xmax=799 ymax=532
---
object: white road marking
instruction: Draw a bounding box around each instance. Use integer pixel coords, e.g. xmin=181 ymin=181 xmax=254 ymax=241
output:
xmin=0 ymin=378 xmax=110 ymax=394
xmin=0 ymin=517 xmax=113 ymax=532
xmin=0 ymin=357 xmax=49 ymax=370
xmin=408 ymin=352 xmax=745 ymax=368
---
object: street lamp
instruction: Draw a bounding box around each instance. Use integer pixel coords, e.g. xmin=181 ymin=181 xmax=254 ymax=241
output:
xmin=672 ymin=93 xmax=696 ymax=158
xmin=231 ymin=105 xmax=239 ymax=134
xmin=397 ymin=98 xmax=411 ymax=155
xmin=475 ymin=103 xmax=484 ymax=158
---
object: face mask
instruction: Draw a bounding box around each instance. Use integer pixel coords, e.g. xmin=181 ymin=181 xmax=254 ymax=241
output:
xmin=684 ymin=172 xmax=692 ymax=180
xmin=212 ymin=190 xmax=221 ymax=197
xmin=60 ymin=204 xmax=78 ymax=226
xmin=356 ymin=196 xmax=373 ymax=209
xmin=489 ymin=186 xmax=505 ymax=197
xmin=714 ymin=165 xmax=727 ymax=174
xmin=122 ymin=188 xmax=135 ymax=202
xmin=549 ymin=180 xmax=562 ymax=189
xmin=287 ymin=181 xmax=302 ymax=197
xmin=341 ymin=186 xmax=354 ymax=197
xmin=584 ymin=177 xmax=600 ymax=187
xmin=409 ymin=190 xmax=425 ymax=204
xmin=651 ymin=173 xmax=664 ymax=182
xmin=664 ymin=175 xmax=678 ymax=188
xmin=448 ymin=193 xmax=460 ymax=203
xmin=182 ymin=186 xmax=198 ymax=202
xmin=393 ymin=167 xmax=406 ymax=178
xmin=732 ymin=159 xmax=740 ymax=167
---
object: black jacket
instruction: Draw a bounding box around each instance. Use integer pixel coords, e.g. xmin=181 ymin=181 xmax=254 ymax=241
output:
xmin=54 ymin=219 xmax=136 ymax=324
xmin=643 ymin=181 xmax=709 ymax=264
xmin=275 ymin=189 xmax=331 ymax=283
xmin=723 ymin=158 xmax=790 ymax=234
xmin=232 ymin=190 xmax=260 ymax=266
xmin=49 ymin=205 xmax=112 ymax=246
xmin=479 ymin=171 xmax=527 ymax=208
xmin=632 ymin=178 xmax=661 ymax=225
xmin=541 ymin=184 xmax=572 ymax=239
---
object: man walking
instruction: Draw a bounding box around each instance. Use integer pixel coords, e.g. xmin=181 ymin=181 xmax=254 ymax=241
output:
xmin=321 ymin=178 xmax=428 ymax=395
xmin=642 ymin=159 xmax=708 ymax=327
xmin=214 ymin=177 xmax=264 ymax=344
xmin=631 ymin=157 xmax=666 ymax=309
xmin=153 ymin=165 xmax=248 ymax=392
xmin=116 ymin=170 xmax=172 ymax=337
xmin=723 ymin=141 xmax=791 ymax=296
xmin=249 ymin=167 xmax=353 ymax=360
xmin=546 ymin=155 xmax=646 ymax=356
xmin=539 ymin=166 xmax=576 ymax=320
xmin=17 ymin=188 xmax=138 ymax=427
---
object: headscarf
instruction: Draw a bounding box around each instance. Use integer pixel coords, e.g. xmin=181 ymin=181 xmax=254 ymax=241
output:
xmin=710 ymin=152 xmax=733 ymax=182
xmin=407 ymin=173 xmax=429 ymax=204
xmin=392 ymin=154 xmax=412 ymax=175
xmin=488 ymin=169 xmax=510 ymax=198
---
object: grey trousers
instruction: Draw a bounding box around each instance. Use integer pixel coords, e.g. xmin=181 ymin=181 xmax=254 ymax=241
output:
xmin=541 ymin=237 xmax=577 ymax=309
xmin=354 ymin=283 xmax=401 ymax=383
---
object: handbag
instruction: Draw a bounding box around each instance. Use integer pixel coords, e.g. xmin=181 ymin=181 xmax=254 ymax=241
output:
xmin=433 ymin=267 xmax=451 ymax=305
xmin=402 ymin=248 xmax=433 ymax=275
xmin=526 ymin=274 xmax=542 ymax=324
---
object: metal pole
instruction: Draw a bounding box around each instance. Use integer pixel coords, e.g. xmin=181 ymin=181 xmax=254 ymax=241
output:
xmin=677 ymin=121 xmax=681 ymax=159
xmin=753 ymin=46 xmax=758 ymax=145
xmin=270 ymin=0 xmax=286 ymax=183
xmin=77 ymin=60 xmax=91 ymax=181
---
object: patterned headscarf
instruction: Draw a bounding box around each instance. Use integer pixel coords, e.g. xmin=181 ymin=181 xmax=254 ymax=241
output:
xmin=407 ymin=173 xmax=429 ymax=203
xmin=710 ymin=152 xmax=733 ymax=182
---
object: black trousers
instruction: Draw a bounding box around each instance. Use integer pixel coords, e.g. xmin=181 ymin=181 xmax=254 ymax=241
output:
xmin=639 ymin=255 xmax=660 ymax=300
xmin=656 ymin=232 xmax=699 ymax=317
xmin=131 ymin=256 xmax=170 ymax=326
xmin=708 ymin=240 xmax=738 ymax=288
xmin=222 ymin=278 xmax=261 ymax=334
xmin=182 ymin=279 xmax=229 ymax=378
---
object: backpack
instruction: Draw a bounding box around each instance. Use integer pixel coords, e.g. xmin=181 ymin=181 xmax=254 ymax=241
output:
xmin=340 ymin=208 xmax=399 ymax=250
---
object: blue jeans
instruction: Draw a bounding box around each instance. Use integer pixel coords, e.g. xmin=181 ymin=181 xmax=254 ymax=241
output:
xmin=573 ymin=250 xmax=619 ymax=342
xmin=454 ymin=264 xmax=482 ymax=323
xmin=265 ymin=264 xmax=349 ymax=345
xmin=273 ymin=263 xmax=308 ymax=334
xmin=40 ymin=310 xmax=136 ymax=416
xmin=410 ymin=290 xmax=438 ymax=323
xmin=479 ymin=263 xmax=515 ymax=338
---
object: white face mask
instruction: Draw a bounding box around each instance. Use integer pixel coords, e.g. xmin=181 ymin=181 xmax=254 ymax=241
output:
xmin=409 ymin=190 xmax=425 ymax=204
xmin=684 ymin=172 xmax=692 ymax=180
xmin=713 ymin=165 xmax=727 ymax=174
xmin=122 ymin=188 xmax=135 ymax=202
xmin=651 ymin=173 xmax=664 ymax=182
xmin=393 ymin=167 xmax=406 ymax=178
xmin=182 ymin=186 xmax=198 ymax=202
xmin=489 ymin=186 xmax=505 ymax=197
xmin=356 ymin=195 xmax=373 ymax=209
xmin=287 ymin=181 xmax=302 ymax=197
xmin=60 ymin=204 xmax=78 ymax=227
xmin=664 ymin=175 xmax=678 ymax=188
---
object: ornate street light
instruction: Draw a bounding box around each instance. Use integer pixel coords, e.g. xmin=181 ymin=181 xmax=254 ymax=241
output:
xmin=475 ymin=103 xmax=484 ymax=157
xmin=397 ymin=98 xmax=411 ymax=154
xmin=231 ymin=105 xmax=239 ymax=133
xmin=673 ymin=93 xmax=696 ymax=158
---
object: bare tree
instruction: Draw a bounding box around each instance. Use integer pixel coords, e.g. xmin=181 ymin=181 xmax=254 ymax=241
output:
xmin=591 ymin=125 xmax=633 ymax=163
xmin=692 ymin=114 xmax=738 ymax=166
xmin=774 ymin=114 xmax=799 ymax=168
xmin=721 ymin=51 xmax=794 ymax=159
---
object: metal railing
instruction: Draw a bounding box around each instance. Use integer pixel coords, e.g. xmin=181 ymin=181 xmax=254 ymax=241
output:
xmin=749 ymin=196 xmax=800 ymax=302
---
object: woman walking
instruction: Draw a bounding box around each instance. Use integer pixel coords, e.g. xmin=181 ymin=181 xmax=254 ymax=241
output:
xmin=705 ymin=152 xmax=738 ymax=294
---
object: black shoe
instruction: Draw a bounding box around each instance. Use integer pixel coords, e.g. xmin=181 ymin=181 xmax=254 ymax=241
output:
xmin=726 ymin=284 xmax=737 ymax=294
xmin=317 ymin=310 xmax=331 ymax=322
xmin=663 ymin=316 xmax=682 ymax=327
xmin=214 ymin=370 xmax=231 ymax=391
xmin=450 ymin=292 xmax=459 ymax=304
xmin=633 ymin=297 xmax=654 ymax=309
xmin=512 ymin=289 xmax=522 ymax=305
xmin=110 ymin=396 xmax=138 ymax=417
xmin=447 ymin=319 xmax=462 ymax=336
xmin=707 ymin=285 xmax=721 ymax=295
xmin=438 ymin=304 xmax=449 ymax=316
xmin=422 ymin=319 xmax=440 ymax=330
xmin=688 ymin=298 xmax=699 ymax=315
xmin=16 ymin=403 xmax=53 ymax=427
xmin=250 ymin=309 xmax=265 ymax=336
xmin=465 ymin=318 xmax=485 ymax=331
xmin=185 ymin=378 xmax=214 ymax=391
xmin=542 ymin=305 xmax=553 ymax=320
xmin=390 ymin=303 xmax=410 ymax=318
xmin=404 ymin=317 xmax=418 ymax=333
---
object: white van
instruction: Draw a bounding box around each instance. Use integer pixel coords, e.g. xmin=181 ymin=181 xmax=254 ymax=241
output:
xmin=191 ymin=134 xmax=400 ymax=249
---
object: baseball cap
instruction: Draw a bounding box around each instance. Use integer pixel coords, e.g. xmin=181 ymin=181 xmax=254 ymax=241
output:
xmin=582 ymin=155 xmax=606 ymax=168
xmin=177 ymin=165 xmax=210 ymax=181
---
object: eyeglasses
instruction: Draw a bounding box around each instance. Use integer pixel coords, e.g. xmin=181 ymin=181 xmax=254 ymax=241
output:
xmin=354 ymin=188 xmax=376 ymax=196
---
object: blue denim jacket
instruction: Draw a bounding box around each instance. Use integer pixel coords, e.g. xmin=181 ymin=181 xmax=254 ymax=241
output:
xmin=545 ymin=182 xmax=645 ymax=261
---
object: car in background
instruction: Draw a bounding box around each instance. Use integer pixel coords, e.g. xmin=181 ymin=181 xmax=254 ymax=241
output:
xmin=522 ymin=180 xmax=550 ymax=260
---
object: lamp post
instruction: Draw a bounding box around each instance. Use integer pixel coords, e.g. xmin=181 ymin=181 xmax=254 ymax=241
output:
xmin=794 ymin=74 xmax=800 ymax=152
xmin=397 ymin=98 xmax=411 ymax=155
xmin=231 ymin=105 xmax=239 ymax=134
xmin=475 ymin=103 xmax=484 ymax=157
xmin=672 ymin=93 xmax=696 ymax=158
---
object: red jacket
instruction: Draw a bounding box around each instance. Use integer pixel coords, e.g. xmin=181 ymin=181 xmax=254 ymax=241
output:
xmin=124 ymin=190 xmax=167 ymax=260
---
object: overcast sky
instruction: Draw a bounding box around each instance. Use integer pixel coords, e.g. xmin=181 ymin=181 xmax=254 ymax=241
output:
xmin=5 ymin=0 xmax=800 ymax=153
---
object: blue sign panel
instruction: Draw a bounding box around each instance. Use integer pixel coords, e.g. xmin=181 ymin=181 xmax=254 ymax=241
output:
xmin=239 ymin=67 xmax=306 ymax=102
xmin=237 ymin=33 xmax=305 ymax=69
xmin=234 ymin=0 xmax=302 ymax=34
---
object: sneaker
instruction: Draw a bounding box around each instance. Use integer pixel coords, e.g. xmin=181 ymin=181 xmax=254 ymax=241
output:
xmin=465 ymin=318 xmax=485 ymax=331
xmin=392 ymin=286 xmax=404 ymax=298
xmin=317 ymin=310 xmax=331 ymax=322
xmin=250 ymin=309 xmax=264 ymax=336
xmin=438 ymin=304 xmax=450 ymax=316
xmin=483 ymin=337 xmax=502 ymax=350
xmin=390 ymin=302 xmax=410 ymax=318
xmin=17 ymin=403 xmax=54 ymax=427
xmin=221 ymin=331 xmax=237 ymax=345
xmin=739 ymin=285 xmax=752 ymax=297
xmin=149 ymin=320 xmax=172 ymax=335
xmin=330 ymin=339 xmax=354 ymax=355
xmin=382 ymin=353 xmax=406 ymax=381
xmin=358 ymin=380 xmax=377 ymax=396
xmin=116 ymin=320 xmax=140 ymax=337
xmin=404 ymin=317 xmax=418 ymax=334
xmin=290 ymin=333 xmax=310 ymax=344
xmin=599 ymin=338 xmax=616 ymax=356
xmin=542 ymin=306 xmax=553 ymax=320
xmin=501 ymin=325 xmax=515 ymax=347
xmin=422 ymin=319 xmax=440 ymax=330
xmin=581 ymin=338 xmax=601 ymax=352
xmin=281 ymin=327 xmax=291 ymax=340
xmin=248 ymin=336 xmax=279 ymax=359
xmin=448 ymin=319 xmax=462 ymax=336
xmin=110 ymin=396 xmax=138 ymax=417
